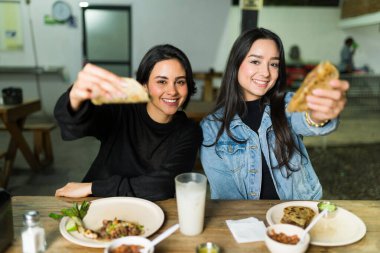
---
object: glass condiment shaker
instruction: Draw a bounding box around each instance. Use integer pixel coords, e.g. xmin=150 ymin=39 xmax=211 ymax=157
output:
xmin=196 ymin=242 xmax=220 ymax=253
xmin=21 ymin=210 xmax=46 ymax=253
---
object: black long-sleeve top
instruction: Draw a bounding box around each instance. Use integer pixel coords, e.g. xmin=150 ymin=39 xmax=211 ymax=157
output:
xmin=241 ymin=99 xmax=279 ymax=200
xmin=54 ymin=91 xmax=202 ymax=201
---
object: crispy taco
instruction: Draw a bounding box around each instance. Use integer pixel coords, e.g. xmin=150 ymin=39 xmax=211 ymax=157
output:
xmin=287 ymin=61 xmax=339 ymax=112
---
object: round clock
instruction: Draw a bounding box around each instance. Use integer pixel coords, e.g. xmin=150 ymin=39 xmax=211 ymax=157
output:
xmin=52 ymin=1 xmax=72 ymax=22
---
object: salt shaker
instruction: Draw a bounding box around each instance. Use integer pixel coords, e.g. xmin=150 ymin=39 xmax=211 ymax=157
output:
xmin=21 ymin=210 xmax=46 ymax=253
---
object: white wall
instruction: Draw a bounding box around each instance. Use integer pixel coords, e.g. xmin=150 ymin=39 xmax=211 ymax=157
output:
xmin=0 ymin=0 xmax=82 ymax=77
xmin=1 ymin=1 xmax=379 ymax=116
xmin=0 ymin=0 xmax=232 ymax=114
xmin=214 ymin=5 xmax=241 ymax=71
xmin=259 ymin=7 xmax=344 ymax=65
xmin=258 ymin=7 xmax=380 ymax=73
xmin=1 ymin=0 xmax=231 ymax=76
xmin=0 ymin=0 xmax=83 ymax=114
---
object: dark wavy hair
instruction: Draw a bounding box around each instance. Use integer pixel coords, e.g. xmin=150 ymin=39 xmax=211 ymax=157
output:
xmin=211 ymin=27 xmax=298 ymax=171
xmin=136 ymin=44 xmax=196 ymax=109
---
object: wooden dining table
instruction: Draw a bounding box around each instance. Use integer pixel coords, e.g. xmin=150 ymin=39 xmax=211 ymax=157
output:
xmin=0 ymin=100 xmax=42 ymax=187
xmin=5 ymin=196 xmax=380 ymax=253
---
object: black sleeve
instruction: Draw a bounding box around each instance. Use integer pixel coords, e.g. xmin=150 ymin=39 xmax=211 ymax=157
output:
xmin=54 ymin=89 xmax=112 ymax=140
xmin=91 ymin=122 xmax=203 ymax=201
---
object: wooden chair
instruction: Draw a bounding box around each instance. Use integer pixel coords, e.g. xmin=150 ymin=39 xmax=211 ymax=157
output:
xmin=193 ymin=69 xmax=223 ymax=102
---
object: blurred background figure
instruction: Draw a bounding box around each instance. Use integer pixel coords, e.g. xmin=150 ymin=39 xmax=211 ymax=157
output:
xmin=288 ymin=45 xmax=303 ymax=66
xmin=339 ymin=37 xmax=358 ymax=74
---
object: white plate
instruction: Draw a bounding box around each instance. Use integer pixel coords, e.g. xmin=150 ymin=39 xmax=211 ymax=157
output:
xmin=266 ymin=201 xmax=366 ymax=246
xmin=59 ymin=197 xmax=164 ymax=248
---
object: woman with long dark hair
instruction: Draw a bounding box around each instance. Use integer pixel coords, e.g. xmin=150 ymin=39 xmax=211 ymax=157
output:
xmin=54 ymin=44 xmax=201 ymax=201
xmin=200 ymin=28 xmax=349 ymax=200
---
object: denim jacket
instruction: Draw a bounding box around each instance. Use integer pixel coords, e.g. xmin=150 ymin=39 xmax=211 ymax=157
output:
xmin=200 ymin=93 xmax=339 ymax=200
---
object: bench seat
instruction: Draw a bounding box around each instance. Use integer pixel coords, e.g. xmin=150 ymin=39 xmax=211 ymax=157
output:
xmin=0 ymin=122 xmax=56 ymax=166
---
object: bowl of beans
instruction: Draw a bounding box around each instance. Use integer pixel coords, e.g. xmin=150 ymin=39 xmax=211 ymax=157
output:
xmin=265 ymin=224 xmax=310 ymax=253
xmin=104 ymin=236 xmax=154 ymax=253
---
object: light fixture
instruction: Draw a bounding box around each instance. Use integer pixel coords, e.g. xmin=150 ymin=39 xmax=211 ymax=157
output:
xmin=79 ymin=2 xmax=89 ymax=8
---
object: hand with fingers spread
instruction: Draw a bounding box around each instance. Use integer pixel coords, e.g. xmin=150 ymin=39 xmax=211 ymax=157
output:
xmin=306 ymin=79 xmax=349 ymax=124
xmin=69 ymin=63 xmax=126 ymax=111
xmin=55 ymin=182 xmax=92 ymax=198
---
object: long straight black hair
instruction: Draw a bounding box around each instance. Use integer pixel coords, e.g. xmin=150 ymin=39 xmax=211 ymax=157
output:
xmin=212 ymin=27 xmax=298 ymax=171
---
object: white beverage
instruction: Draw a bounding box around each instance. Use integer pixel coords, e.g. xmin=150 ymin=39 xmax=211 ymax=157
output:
xmin=175 ymin=175 xmax=207 ymax=236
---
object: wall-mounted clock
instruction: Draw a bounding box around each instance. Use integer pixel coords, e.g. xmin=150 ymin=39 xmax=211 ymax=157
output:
xmin=52 ymin=1 xmax=72 ymax=22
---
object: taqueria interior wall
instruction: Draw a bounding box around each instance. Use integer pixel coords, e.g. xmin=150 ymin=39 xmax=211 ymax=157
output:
xmin=1 ymin=0 xmax=379 ymax=116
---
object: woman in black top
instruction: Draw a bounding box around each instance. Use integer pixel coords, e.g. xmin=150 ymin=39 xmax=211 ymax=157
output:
xmin=54 ymin=44 xmax=201 ymax=201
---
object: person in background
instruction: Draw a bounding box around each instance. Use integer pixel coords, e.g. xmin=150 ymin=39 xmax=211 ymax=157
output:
xmin=339 ymin=37 xmax=358 ymax=74
xmin=288 ymin=45 xmax=303 ymax=66
xmin=200 ymin=28 xmax=349 ymax=200
xmin=54 ymin=44 xmax=201 ymax=201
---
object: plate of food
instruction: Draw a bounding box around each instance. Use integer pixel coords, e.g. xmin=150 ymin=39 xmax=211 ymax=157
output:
xmin=266 ymin=201 xmax=366 ymax=246
xmin=55 ymin=197 xmax=164 ymax=248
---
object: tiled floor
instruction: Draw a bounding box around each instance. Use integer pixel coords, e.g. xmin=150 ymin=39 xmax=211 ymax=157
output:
xmin=1 ymin=105 xmax=380 ymax=199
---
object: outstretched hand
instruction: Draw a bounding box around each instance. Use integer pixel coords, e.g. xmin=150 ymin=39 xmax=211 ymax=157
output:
xmin=55 ymin=182 xmax=92 ymax=198
xmin=306 ymin=79 xmax=349 ymax=123
xmin=69 ymin=63 xmax=126 ymax=111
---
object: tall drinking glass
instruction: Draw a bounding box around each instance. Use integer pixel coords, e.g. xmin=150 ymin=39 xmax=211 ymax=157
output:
xmin=175 ymin=172 xmax=207 ymax=236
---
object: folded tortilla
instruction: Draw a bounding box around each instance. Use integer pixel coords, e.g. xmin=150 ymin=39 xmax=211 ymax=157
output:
xmin=91 ymin=77 xmax=149 ymax=105
xmin=280 ymin=206 xmax=316 ymax=229
xmin=287 ymin=61 xmax=339 ymax=112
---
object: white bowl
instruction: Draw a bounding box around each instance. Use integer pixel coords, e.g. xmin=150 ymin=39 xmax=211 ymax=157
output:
xmin=265 ymin=224 xmax=310 ymax=253
xmin=104 ymin=236 xmax=154 ymax=253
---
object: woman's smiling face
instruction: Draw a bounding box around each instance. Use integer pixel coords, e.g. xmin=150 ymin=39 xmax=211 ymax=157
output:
xmin=145 ymin=59 xmax=188 ymax=123
xmin=238 ymin=39 xmax=280 ymax=101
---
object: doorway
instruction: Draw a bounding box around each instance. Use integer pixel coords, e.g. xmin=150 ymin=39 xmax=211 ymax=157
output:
xmin=82 ymin=6 xmax=132 ymax=76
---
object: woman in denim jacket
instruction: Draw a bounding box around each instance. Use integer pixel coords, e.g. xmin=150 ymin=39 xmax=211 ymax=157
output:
xmin=200 ymin=28 xmax=349 ymax=200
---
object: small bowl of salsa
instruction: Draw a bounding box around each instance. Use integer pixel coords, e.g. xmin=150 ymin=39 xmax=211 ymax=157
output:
xmin=265 ymin=224 xmax=310 ymax=253
xmin=104 ymin=236 xmax=154 ymax=253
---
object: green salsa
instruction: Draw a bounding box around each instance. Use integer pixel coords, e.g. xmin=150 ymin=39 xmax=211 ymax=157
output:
xmin=196 ymin=242 xmax=220 ymax=253
xmin=318 ymin=201 xmax=337 ymax=212
xmin=197 ymin=248 xmax=219 ymax=253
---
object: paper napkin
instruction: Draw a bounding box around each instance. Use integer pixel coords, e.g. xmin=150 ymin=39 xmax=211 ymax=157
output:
xmin=225 ymin=217 xmax=267 ymax=243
